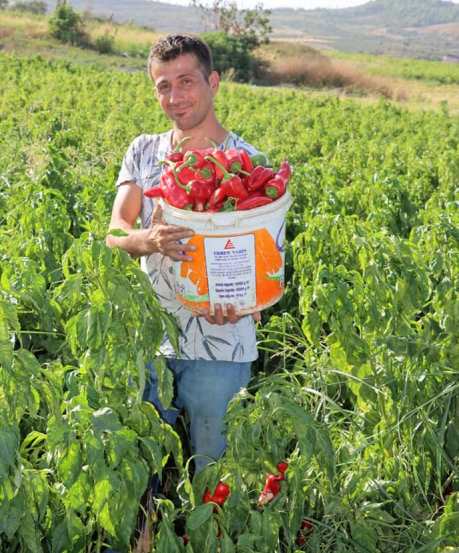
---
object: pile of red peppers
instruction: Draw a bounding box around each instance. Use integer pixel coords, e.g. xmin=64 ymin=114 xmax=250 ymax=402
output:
xmin=144 ymin=144 xmax=291 ymax=212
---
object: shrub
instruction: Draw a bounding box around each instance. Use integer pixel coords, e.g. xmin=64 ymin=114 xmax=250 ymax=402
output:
xmin=202 ymin=31 xmax=264 ymax=82
xmin=94 ymin=32 xmax=116 ymax=55
xmin=49 ymin=2 xmax=89 ymax=47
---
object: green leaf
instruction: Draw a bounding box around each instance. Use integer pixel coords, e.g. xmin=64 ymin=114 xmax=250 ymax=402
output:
xmin=186 ymin=504 xmax=213 ymax=531
xmin=0 ymin=426 xmax=19 ymax=479
xmin=108 ymin=228 xmax=129 ymax=237
xmin=155 ymin=356 xmax=174 ymax=410
xmin=91 ymin=407 xmax=122 ymax=435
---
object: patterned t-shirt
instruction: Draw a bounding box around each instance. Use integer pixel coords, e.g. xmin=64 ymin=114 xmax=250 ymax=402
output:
xmin=115 ymin=130 xmax=258 ymax=362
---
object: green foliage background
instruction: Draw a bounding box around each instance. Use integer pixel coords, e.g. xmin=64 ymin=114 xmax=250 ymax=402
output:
xmin=0 ymin=54 xmax=458 ymax=552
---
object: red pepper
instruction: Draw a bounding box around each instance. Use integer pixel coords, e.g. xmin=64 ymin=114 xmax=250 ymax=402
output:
xmin=187 ymin=179 xmax=214 ymax=210
xmin=264 ymin=161 xmax=291 ymax=199
xmin=221 ymin=176 xmax=248 ymax=201
xmin=296 ymin=519 xmax=314 ymax=546
xmin=176 ymin=164 xmax=197 ymax=185
xmin=257 ymin=474 xmax=283 ymax=506
xmin=246 ymin=166 xmax=275 ymax=192
xmin=278 ymin=160 xmax=292 ymax=181
xmin=161 ymin=172 xmax=193 ymax=210
xmin=196 ymin=160 xmax=216 ymax=185
xmin=210 ymin=150 xmax=230 ymax=181
xmin=206 ymin=155 xmax=248 ymax=197
xmin=237 ymin=195 xmax=273 ymax=210
xmin=164 ymin=135 xmax=190 ymax=163
xmin=224 ymin=148 xmax=243 ymax=174
xmin=208 ymin=187 xmax=226 ymax=211
xmin=277 ymin=462 xmax=288 ymax=475
xmin=144 ymin=186 xmax=163 ymax=198
xmin=165 ymin=151 xmax=183 ymax=163
xmin=183 ymin=149 xmax=207 ymax=169
xmin=202 ymin=481 xmax=230 ymax=506
xmin=239 ymin=149 xmax=254 ymax=174
xmin=264 ymin=175 xmax=286 ymax=199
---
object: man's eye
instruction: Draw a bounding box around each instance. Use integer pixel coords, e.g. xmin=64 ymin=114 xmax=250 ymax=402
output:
xmin=157 ymin=84 xmax=171 ymax=94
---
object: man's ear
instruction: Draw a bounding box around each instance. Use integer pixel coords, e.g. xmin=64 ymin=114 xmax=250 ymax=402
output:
xmin=209 ymin=70 xmax=220 ymax=95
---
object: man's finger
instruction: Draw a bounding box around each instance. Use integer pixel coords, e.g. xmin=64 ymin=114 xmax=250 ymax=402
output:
xmin=213 ymin=304 xmax=224 ymax=325
xmin=226 ymin=304 xmax=240 ymax=324
xmin=169 ymin=252 xmax=194 ymax=261
xmin=150 ymin=202 xmax=164 ymax=226
xmin=167 ymin=242 xmax=196 ymax=252
xmin=252 ymin=311 xmax=261 ymax=322
xmin=164 ymin=227 xmax=195 ymax=239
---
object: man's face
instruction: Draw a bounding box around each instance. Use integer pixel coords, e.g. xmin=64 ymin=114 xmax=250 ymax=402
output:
xmin=150 ymin=53 xmax=219 ymax=131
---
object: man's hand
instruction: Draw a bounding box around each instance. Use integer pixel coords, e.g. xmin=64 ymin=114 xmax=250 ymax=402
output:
xmin=145 ymin=203 xmax=196 ymax=261
xmin=192 ymin=303 xmax=261 ymax=325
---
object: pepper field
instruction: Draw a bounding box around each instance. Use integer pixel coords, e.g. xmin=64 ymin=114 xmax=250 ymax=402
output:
xmin=0 ymin=54 xmax=458 ymax=552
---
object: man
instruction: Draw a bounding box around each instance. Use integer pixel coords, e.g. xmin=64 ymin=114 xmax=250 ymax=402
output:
xmin=106 ymin=34 xmax=260 ymax=475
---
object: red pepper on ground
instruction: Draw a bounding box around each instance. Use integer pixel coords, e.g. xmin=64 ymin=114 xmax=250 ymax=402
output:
xmin=237 ymin=195 xmax=273 ymax=210
xmin=246 ymin=166 xmax=275 ymax=192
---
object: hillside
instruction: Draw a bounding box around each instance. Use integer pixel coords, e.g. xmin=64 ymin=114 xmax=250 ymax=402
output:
xmin=38 ymin=0 xmax=459 ymax=59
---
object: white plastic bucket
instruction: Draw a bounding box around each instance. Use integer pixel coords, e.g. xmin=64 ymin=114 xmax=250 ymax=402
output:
xmin=160 ymin=191 xmax=292 ymax=315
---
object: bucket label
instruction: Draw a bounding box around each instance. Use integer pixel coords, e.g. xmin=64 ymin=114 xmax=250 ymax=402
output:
xmin=204 ymin=234 xmax=256 ymax=311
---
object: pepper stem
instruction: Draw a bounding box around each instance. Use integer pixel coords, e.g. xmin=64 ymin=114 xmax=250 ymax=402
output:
xmin=204 ymin=155 xmax=232 ymax=180
xmin=206 ymin=137 xmax=219 ymax=148
xmin=165 ymin=162 xmax=189 ymax=191
xmin=172 ymin=135 xmax=191 ymax=152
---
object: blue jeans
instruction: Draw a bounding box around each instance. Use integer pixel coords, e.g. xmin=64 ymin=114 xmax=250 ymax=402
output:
xmin=144 ymin=358 xmax=251 ymax=474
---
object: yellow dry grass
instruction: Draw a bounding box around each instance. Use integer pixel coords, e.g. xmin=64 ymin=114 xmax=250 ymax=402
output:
xmin=0 ymin=11 xmax=47 ymax=36
xmin=86 ymin=20 xmax=159 ymax=48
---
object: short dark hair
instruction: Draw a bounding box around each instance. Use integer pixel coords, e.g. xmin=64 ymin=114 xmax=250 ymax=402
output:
xmin=148 ymin=34 xmax=213 ymax=80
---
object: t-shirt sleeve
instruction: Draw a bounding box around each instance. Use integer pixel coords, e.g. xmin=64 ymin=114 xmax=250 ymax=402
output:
xmin=229 ymin=133 xmax=261 ymax=157
xmin=115 ymin=135 xmax=143 ymax=188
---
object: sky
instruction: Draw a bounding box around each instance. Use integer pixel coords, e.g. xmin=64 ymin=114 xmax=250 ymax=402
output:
xmin=159 ymin=0 xmax=459 ymax=8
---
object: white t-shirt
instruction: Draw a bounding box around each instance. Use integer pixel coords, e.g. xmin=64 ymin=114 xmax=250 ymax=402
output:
xmin=116 ymin=130 xmax=258 ymax=362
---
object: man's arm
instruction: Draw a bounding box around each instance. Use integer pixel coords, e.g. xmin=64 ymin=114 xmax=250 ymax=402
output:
xmin=106 ymin=182 xmax=195 ymax=260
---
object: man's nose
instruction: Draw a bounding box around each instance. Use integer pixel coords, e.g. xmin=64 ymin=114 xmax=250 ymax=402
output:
xmin=168 ymin=84 xmax=185 ymax=104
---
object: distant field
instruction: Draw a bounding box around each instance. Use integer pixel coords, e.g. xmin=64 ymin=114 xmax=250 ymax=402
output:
xmin=2 ymin=10 xmax=459 ymax=114
xmin=329 ymin=49 xmax=459 ymax=85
